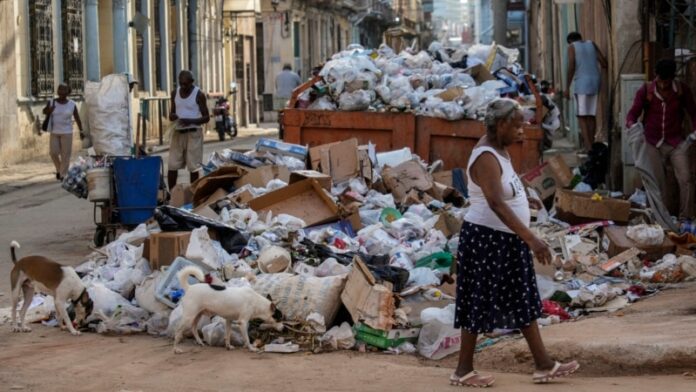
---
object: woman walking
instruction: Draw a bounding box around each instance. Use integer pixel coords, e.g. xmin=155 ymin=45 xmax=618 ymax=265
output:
xmin=43 ymin=83 xmax=83 ymax=180
xmin=450 ymin=99 xmax=579 ymax=387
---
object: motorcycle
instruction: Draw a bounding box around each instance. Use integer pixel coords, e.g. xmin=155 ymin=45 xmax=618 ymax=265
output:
xmin=213 ymin=97 xmax=237 ymax=141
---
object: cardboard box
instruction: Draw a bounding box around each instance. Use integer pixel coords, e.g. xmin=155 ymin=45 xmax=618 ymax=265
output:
xmin=547 ymin=155 xmax=574 ymax=188
xmin=234 ymin=165 xmax=290 ymax=189
xmin=169 ymin=184 xmax=193 ymax=207
xmin=466 ymin=63 xmax=496 ymax=84
xmin=196 ymin=188 xmax=228 ymax=210
xmin=192 ymin=204 xmax=220 ymax=220
xmin=227 ymin=185 xmax=256 ymax=207
xmin=289 ymin=170 xmax=332 ymax=191
xmin=247 ymin=179 xmax=340 ymax=227
xmin=309 ymin=138 xmax=361 ymax=183
xmin=340 ymin=257 xmax=395 ymax=331
xmin=602 ymin=225 xmax=676 ymax=261
xmin=521 ymin=162 xmax=557 ymax=201
xmin=255 ymin=138 xmax=308 ymax=160
xmin=382 ymin=160 xmax=434 ymax=201
xmin=357 ymin=145 xmax=374 ymax=183
xmin=554 ymin=189 xmax=631 ymax=224
xmin=434 ymin=211 xmax=464 ymax=238
xmin=191 ymin=166 xmax=247 ymax=207
xmin=148 ymin=232 xmax=191 ymax=270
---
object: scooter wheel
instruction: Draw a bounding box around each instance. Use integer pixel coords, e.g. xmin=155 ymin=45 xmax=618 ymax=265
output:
xmin=230 ymin=125 xmax=237 ymax=137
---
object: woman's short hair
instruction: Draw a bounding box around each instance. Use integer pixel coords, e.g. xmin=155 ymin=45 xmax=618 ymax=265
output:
xmin=484 ymin=98 xmax=521 ymax=133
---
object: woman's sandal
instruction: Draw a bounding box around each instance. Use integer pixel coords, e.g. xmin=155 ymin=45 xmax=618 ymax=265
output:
xmin=449 ymin=371 xmax=495 ymax=388
xmin=532 ymin=360 xmax=580 ymax=384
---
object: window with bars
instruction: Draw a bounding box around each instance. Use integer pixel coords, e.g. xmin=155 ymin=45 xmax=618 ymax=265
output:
xmin=29 ymin=0 xmax=54 ymax=98
xmin=62 ymin=0 xmax=84 ymax=95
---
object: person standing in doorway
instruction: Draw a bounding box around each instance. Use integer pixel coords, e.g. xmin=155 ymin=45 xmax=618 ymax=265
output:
xmin=168 ymin=70 xmax=209 ymax=189
xmin=449 ymin=99 xmax=579 ymax=387
xmin=564 ymin=32 xmax=608 ymax=151
xmin=274 ymin=64 xmax=302 ymax=110
xmin=43 ymin=83 xmax=84 ymax=180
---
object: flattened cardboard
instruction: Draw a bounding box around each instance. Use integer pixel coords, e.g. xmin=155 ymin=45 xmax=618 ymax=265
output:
xmin=357 ymin=145 xmax=374 ymax=183
xmin=382 ymin=160 xmax=433 ymax=201
xmin=547 ymin=155 xmax=574 ymax=188
xmin=169 ymin=184 xmax=193 ymax=207
xmin=228 ymin=185 xmax=256 ymax=207
xmin=289 ymin=170 xmax=332 ymax=191
xmin=148 ymin=231 xmax=191 ymax=270
xmin=234 ymin=165 xmax=290 ymax=189
xmin=192 ymin=204 xmax=220 ymax=220
xmin=191 ymin=166 xmax=247 ymax=207
xmin=599 ymin=247 xmax=643 ymax=273
xmin=196 ymin=188 xmax=228 ymax=210
xmin=434 ymin=211 xmax=464 ymax=238
xmin=247 ymin=179 xmax=339 ymax=227
xmin=602 ymin=225 xmax=675 ymax=261
xmin=340 ymin=257 xmax=395 ymax=331
xmin=521 ymin=162 xmax=557 ymax=201
xmin=554 ymin=189 xmax=631 ymax=224
xmin=309 ymin=138 xmax=361 ymax=183
xmin=466 ymin=63 xmax=495 ymax=84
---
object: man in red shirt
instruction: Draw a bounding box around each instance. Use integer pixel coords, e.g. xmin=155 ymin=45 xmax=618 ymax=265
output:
xmin=626 ymin=58 xmax=696 ymax=218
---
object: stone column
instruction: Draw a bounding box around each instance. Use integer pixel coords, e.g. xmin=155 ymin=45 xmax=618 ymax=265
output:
xmin=85 ymin=0 xmax=101 ymax=81
xmin=113 ymin=0 xmax=128 ymax=73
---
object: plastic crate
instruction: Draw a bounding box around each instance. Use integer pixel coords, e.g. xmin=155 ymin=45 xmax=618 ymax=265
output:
xmin=154 ymin=257 xmax=214 ymax=308
xmin=353 ymin=324 xmax=420 ymax=350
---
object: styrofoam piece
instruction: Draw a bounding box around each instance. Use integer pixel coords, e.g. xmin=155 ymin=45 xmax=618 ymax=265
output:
xmin=154 ymin=257 xmax=213 ymax=308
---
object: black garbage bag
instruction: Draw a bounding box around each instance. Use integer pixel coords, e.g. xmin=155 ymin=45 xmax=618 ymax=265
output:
xmin=580 ymin=142 xmax=609 ymax=189
xmin=365 ymin=264 xmax=410 ymax=293
xmin=154 ymin=205 xmax=248 ymax=254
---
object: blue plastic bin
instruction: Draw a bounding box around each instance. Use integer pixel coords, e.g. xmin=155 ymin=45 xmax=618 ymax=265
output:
xmin=113 ymin=156 xmax=161 ymax=225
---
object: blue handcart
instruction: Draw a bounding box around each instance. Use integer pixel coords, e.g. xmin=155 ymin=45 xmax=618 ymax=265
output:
xmin=93 ymin=156 xmax=165 ymax=246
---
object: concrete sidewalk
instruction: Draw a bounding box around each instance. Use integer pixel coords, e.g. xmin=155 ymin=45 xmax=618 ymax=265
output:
xmin=0 ymin=125 xmax=279 ymax=195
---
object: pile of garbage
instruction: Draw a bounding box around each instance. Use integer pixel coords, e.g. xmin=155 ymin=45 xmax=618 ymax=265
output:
xmin=5 ymin=138 xmax=696 ymax=360
xmin=297 ymin=42 xmax=553 ymax=124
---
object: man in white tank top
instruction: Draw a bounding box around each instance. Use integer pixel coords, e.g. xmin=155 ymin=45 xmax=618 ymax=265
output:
xmin=168 ymin=70 xmax=210 ymax=188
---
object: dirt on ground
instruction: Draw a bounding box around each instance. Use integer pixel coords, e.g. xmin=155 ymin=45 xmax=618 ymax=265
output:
xmin=1 ymin=327 xmax=695 ymax=392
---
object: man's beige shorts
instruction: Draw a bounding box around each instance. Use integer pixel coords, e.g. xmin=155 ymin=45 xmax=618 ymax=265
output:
xmin=168 ymin=129 xmax=203 ymax=172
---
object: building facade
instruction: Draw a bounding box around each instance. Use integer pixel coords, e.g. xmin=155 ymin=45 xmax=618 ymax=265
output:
xmin=0 ymin=0 xmax=226 ymax=166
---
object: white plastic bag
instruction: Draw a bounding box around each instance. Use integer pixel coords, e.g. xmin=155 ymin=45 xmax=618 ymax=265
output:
xmin=321 ymin=322 xmax=355 ymax=350
xmin=186 ymin=226 xmax=231 ymax=269
xmin=417 ymin=304 xmax=460 ymax=360
xmin=626 ymin=224 xmax=664 ymax=246
xmin=407 ymin=267 xmax=441 ymax=288
xmin=338 ymin=90 xmax=374 ymax=111
xmin=84 ymin=74 xmax=132 ymax=155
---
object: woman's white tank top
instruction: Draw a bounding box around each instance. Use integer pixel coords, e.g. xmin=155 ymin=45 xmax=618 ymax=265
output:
xmin=464 ymin=146 xmax=530 ymax=233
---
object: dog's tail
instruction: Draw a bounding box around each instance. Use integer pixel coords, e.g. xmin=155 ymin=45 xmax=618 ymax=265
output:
xmin=177 ymin=266 xmax=205 ymax=292
xmin=10 ymin=241 xmax=20 ymax=263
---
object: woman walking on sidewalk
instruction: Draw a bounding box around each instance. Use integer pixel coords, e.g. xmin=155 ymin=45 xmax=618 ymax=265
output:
xmin=43 ymin=83 xmax=84 ymax=180
xmin=450 ymin=99 xmax=579 ymax=387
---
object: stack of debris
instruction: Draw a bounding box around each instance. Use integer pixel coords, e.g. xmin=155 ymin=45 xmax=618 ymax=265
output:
xmin=5 ymin=140 xmax=696 ymax=361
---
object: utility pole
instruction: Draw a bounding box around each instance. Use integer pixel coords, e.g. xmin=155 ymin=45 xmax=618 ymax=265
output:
xmin=492 ymin=0 xmax=507 ymax=45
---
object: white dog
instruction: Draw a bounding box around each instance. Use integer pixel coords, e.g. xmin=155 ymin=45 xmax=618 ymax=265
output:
xmin=9 ymin=241 xmax=93 ymax=335
xmin=173 ymin=266 xmax=283 ymax=354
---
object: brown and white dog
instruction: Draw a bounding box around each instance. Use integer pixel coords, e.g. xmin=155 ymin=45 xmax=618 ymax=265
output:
xmin=173 ymin=266 xmax=283 ymax=354
xmin=9 ymin=241 xmax=93 ymax=335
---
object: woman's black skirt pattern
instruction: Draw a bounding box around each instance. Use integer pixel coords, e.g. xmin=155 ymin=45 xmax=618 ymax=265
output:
xmin=454 ymin=221 xmax=542 ymax=333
